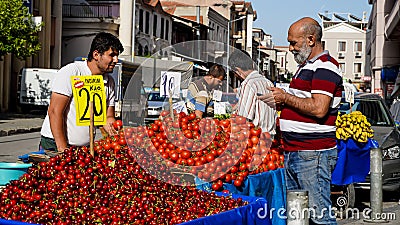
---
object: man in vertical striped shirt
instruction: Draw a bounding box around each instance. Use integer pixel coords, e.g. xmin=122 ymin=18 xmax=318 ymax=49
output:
xmin=229 ymin=50 xmax=276 ymax=135
xmin=259 ymin=17 xmax=343 ymax=225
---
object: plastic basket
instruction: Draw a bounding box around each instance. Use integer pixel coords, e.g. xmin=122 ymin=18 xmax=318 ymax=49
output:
xmin=0 ymin=163 xmax=32 ymax=186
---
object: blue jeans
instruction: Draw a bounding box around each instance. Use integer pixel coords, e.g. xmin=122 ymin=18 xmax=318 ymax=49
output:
xmin=284 ymin=148 xmax=338 ymax=225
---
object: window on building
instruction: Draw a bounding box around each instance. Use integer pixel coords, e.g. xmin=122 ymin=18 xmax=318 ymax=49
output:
xmin=139 ymin=9 xmax=143 ymax=32
xmin=354 ymin=41 xmax=362 ymax=52
xmin=280 ymin=57 xmax=284 ymax=69
xmin=145 ymin=11 xmax=150 ymax=34
xmin=138 ymin=45 xmax=143 ymax=56
xmin=161 ymin=18 xmax=165 ymax=40
xmin=236 ymin=20 xmax=243 ymax=33
xmin=214 ymin=24 xmax=217 ymax=40
xmin=339 ymin=63 xmax=346 ymax=74
xmin=217 ymin=26 xmax=220 ymax=41
xmin=165 ymin=20 xmax=169 ymax=40
xmin=153 ymin=15 xmax=157 ymax=37
xmin=338 ymin=41 xmax=346 ymax=52
xmin=354 ymin=63 xmax=362 ymax=73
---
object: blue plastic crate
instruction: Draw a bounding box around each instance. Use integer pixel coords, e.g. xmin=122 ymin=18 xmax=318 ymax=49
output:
xmin=0 ymin=163 xmax=32 ymax=186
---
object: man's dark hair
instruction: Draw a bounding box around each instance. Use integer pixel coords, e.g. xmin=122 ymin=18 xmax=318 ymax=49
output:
xmin=87 ymin=32 xmax=124 ymax=61
xmin=208 ymin=64 xmax=226 ymax=78
xmin=228 ymin=49 xmax=255 ymax=72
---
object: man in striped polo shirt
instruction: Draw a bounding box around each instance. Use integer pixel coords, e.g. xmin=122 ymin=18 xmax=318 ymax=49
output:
xmin=259 ymin=17 xmax=343 ymax=224
xmin=228 ymin=50 xmax=276 ymax=135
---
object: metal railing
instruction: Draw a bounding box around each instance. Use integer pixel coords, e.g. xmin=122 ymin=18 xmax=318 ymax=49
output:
xmin=63 ymin=4 xmax=112 ymax=18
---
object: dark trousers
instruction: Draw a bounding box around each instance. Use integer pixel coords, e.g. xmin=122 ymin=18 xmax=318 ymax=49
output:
xmin=39 ymin=136 xmax=58 ymax=152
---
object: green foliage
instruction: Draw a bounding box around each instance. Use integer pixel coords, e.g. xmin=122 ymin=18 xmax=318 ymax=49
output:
xmin=0 ymin=0 xmax=43 ymax=60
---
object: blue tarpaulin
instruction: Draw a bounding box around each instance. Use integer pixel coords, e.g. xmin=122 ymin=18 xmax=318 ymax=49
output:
xmin=0 ymin=219 xmax=39 ymax=225
xmin=196 ymin=169 xmax=286 ymax=225
xmin=332 ymin=138 xmax=379 ymax=185
xmin=180 ymin=193 xmax=271 ymax=225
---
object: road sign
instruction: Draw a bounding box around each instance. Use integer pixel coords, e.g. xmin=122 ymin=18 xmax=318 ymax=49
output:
xmin=71 ymin=75 xmax=107 ymax=126
xmin=23 ymin=0 xmax=33 ymax=14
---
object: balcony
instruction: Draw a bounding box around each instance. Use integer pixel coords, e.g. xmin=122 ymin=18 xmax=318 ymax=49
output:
xmin=63 ymin=4 xmax=112 ymax=18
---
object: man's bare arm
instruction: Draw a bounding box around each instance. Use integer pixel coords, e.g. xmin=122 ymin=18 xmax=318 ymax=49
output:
xmin=48 ymin=92 xmax=70 ymax=152
xmin=195 ymin=110 xmax=203 ymax=118
xmin=259 ymin=87 xmax=331 ymax=118
xmin=281 ymin=92 xmax=331 ymax=118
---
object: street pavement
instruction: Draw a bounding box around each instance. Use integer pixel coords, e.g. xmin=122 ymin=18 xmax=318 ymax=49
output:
xmin=0 ymin=112 xmax=399 ymax=224
xmin=0 ymin=113 xmax=44 ymax=137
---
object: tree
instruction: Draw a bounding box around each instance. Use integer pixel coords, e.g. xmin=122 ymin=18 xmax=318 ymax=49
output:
xmin=0 ymin=0 xmax=43 ymax=60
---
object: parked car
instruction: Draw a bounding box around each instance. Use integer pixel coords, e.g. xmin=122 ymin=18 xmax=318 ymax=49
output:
xmin=145 ymin=91 xmax=167 ymax=122
xmin=331 ymin=92 xmax=400 ymax=212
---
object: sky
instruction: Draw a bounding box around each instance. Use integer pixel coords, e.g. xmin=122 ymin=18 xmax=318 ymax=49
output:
xmin=249 ymin=0 xmax=372 ymax=46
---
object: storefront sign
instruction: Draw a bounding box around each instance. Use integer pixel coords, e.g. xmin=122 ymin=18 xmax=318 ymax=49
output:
xmin=374 ymin=88 xmax=383 ymax=97
xmin=23 ymin=0 xmax=33 ymax=14
xmin=361 ymin=76 xmax=372 ymax=82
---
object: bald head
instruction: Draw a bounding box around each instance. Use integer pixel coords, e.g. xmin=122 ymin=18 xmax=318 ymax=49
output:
xmin=289 ymin=17 xmax=322 ymax=42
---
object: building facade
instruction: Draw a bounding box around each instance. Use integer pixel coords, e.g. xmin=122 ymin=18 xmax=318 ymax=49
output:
xmin=0 ymin=0 xmax=263 ymax=112
xmin=274 ymin=46 xmax=297 ymax=82
xmin=319 ymin=12 xmax=369 ymax=90
xmin=367 ymin=0 xmax=400 ymax=100
xmin=119 ymin=0 xmax=173 ymax=61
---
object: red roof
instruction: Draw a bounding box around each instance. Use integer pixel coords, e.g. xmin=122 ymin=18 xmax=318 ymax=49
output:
xmin=160 ymin=1 xmax=192 ymax=15
xmin=143 ymin=0 xmax=159 ymax=7
xmin=181 ymin=16 xmax=204 ymax=24
xmin=159 ymin=1 xmax=191 ymax=7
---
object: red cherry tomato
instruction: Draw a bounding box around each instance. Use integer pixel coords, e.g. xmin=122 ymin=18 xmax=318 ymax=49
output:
xmin=113 ymin=120 xmax=123 ymax=130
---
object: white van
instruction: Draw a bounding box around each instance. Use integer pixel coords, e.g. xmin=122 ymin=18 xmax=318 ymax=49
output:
xmin=18 ymin=68 xmax=58 ymax=111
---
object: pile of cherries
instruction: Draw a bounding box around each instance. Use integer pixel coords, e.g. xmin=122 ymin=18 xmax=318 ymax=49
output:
xmin=0 ymin=136 xmax=247 ymax=224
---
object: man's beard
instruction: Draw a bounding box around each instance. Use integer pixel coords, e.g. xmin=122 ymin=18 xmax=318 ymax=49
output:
xmin=292 ymin=43 xmax=312 ymax=64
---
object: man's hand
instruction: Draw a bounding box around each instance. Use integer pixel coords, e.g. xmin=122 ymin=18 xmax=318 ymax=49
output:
xmin=257 ymin=87 xmax=285 ymax=108
xmin=103 ymin=117 xmax=118 ymax=136
xmin=104 ymin=106 xmax=118 ymax=135
xmin=58 ymin=147 xmax=69 ymax=153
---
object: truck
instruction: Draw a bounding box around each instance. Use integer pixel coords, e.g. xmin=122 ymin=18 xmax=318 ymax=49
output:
xmin=18 ymin=68 xmax=58 ymax=112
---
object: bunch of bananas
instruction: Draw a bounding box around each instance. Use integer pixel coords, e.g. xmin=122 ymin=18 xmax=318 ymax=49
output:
xmin=335 ymin=111 xmax=374 ymax=142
